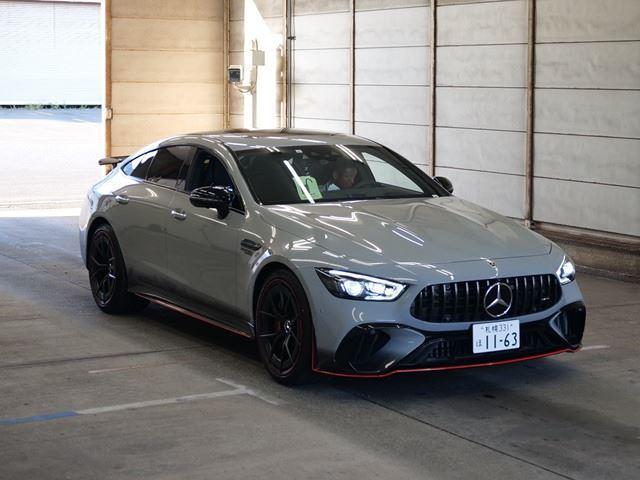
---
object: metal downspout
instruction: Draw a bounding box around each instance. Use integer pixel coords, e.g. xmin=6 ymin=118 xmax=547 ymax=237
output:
xmin=524 ymin=0 xmax=537 ymax=227
xmin=428 ymin=0 xmax=437 ymax=176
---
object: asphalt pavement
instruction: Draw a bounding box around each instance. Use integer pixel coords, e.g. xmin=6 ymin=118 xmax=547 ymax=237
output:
xmin=0 ymin=108 xmax=103 ymax=209
xmin=0 ymin=214 xmax=638 ymax=479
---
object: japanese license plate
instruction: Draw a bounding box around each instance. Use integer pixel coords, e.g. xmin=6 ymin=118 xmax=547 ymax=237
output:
xmin=472 ymin=320 xmax=520 ymax=354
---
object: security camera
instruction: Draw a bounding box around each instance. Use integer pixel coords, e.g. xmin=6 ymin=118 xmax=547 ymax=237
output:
xmin=228 ymin=65 xmax=243 ymax=83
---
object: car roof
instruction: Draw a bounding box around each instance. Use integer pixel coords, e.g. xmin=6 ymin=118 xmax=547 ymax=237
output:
xmin=170 ymin=129 xmax=377 ymax=152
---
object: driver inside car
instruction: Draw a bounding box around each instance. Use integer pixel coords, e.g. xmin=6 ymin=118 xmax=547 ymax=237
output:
xmin=322 ymin=161 xmax=358 ymax=191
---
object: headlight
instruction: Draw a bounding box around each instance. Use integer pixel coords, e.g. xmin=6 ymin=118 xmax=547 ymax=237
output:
xmin=315 ymin=268 xmax=407 ymax=301
xmin=556 ymin=256 xmax=576 ymax=285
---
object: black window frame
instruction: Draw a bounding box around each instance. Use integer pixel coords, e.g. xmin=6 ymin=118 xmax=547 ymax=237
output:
xmin=177 ymin=147 xmax=246 ymax=214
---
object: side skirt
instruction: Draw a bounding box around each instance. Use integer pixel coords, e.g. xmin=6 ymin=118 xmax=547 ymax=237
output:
xmin=136 ymin=293 xmax=254 ymax=339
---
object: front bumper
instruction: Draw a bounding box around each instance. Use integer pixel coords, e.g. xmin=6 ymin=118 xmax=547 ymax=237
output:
xmin=314 ymin=301 xmax=586 ymax=377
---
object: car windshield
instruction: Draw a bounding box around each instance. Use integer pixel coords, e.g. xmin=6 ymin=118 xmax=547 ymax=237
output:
xmin=234 ymin=144 xmax=443 ymax=205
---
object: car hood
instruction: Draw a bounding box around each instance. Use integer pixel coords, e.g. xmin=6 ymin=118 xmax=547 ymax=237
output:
xmin=261 ymin=196 xmax=551 ymax=266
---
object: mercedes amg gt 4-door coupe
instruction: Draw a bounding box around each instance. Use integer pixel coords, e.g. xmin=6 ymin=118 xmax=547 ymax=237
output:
xmin=80 ymin=130 xmax=586 ymax=384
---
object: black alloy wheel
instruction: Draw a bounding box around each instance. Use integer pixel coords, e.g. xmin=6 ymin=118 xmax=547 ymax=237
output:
xmin=88 ymin=224 xmax=148 ymax=314
xmin=256 ymin=269 xmax=312 ymax=385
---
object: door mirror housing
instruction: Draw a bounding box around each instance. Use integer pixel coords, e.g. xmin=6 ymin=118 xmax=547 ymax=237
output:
xmin=189 ymin=185 xmax=233 ymax=218
xmin=433 ymin=176 xmax=454 ymax=194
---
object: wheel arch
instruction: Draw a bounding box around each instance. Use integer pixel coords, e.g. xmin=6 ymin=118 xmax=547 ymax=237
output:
xmin=252 ymin=261 xmax=294 ymax=321
xmin=85 ymin=216 xmax=112 ymax=268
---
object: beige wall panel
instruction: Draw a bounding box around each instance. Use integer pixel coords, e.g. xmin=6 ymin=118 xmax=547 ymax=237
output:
xmin=535 ymin=89 xmax=640 ymax=139
xmin=293 ymin=117 xmax=350 ymax=133
xmin=112 ymin=50 xmax=223 ymax=83
xmin=537 ymin=0 xmax=640 ymax=43
xmin=435 ymin=167 xmax=524 ymax=219
xmin=229 ymin=87 xmax=245 ymax=115
xmin=231 ymin=0 xmax=284 ymax=21
xmin=293 ymin=84 xmax=350 ymax=120
xmin=229 ymin=17 xmax=283 ymax=52
xmin=437 ymin=45 xmax=526 ymax=87
xmin=536 ymin=42 xmax=640 ymax=90
xmin=436 ymin=128 xmax=525 ymax=175
xmin=356 ymin=47 xmax=429 ymax=85
xmin=438 ymin=0 xmax=527 ymax=46
xmin=355 ymin=122 xmax=429 ymax=165
xmin=357 ymin=0 xmax=428 ymax=10
xmin=437 ymin=87 xmax=526 ymax=131
xmin=112 ymin=83 xmax=223 ymax=115
xmin=534 ymin=134 xmax=640 ymax=188
xmin=111 ymin=0 xmax=223 ymax=20
xmin=112 ymin=18 xmax=222 ymax=51
xmin=294 ymin=12 xmax=351 ymax=49
xmin=533 ymin=178 xmax=640 ymax=236
xmin=230 ymin=113 xmax=245 ymax=128
xmin=294 ymin=49 xmax=350 ymax=85
xmin=355 ymin=7 xmax=429 ymax=48
xmin=294 ymin=0 xmax=350 ymax=15
xmin=111 ymin=145 xmax=138 ymax=157
xmin=355 ymin=85 xmax=428 ymax=125
xmin=111 ymin=114 xmax=223 ymax=148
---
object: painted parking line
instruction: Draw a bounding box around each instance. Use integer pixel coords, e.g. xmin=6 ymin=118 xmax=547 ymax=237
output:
xmin=0 ymin=378 xmax=279 ymax=427
xmin=581 ymin=345 xmax=610 ymax=351
xmin=0 ymin=208 xmax=80 ymax=218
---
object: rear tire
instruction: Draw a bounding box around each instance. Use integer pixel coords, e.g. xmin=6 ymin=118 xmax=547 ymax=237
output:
xmin=255 ymin=269 xmax=313 ymax=385
xmin=87 ymin=224 xmax=148 ymax=314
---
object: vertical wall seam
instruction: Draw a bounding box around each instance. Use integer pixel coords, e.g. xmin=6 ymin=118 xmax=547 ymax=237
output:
xmin=104 ymin=0 xmax=111 ymax=157
xmin=428 ymin=0 xmax=437 ymax=176
xmin=285 ymin=0 xmax=294 ymax=127
xmin=282 ymin=0 xmax=288 ymax=128
xmin=524 ymin=0 xmax=536 ymax=227
xmin=223 ymin=0 xmax=230 ymax=129
xmin=349 ymin=0 xmax=356 ymax=135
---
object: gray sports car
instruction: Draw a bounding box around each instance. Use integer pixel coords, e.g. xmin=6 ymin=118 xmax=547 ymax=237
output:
xmin=80 ymin=129 xmax=586 ymax=383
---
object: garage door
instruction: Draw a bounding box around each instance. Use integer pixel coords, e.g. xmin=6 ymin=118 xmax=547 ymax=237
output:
xmin=0 ymin=0 xmax=101 ymax=105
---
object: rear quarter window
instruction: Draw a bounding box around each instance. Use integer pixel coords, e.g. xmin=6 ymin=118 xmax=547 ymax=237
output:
xmin=122 ymin=151 xmax=155 ymax=179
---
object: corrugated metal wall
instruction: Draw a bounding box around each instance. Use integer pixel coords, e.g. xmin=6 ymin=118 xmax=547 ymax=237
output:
xmin=0 ymin=0 xmax=101 ymax=105
xmin=533 ymin=0 xmax=640 ymax=237
xmin=226 ymin=0 xmax=639 ymax=241
xmin=107 ymin=0 xmax=225 ymax=156
xmin=288 ymin=0 xmax=639 ymax=240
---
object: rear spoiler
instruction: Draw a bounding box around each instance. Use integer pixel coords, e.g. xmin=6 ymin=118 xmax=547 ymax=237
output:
xmin=98 ymin=156 xmax=127 ymax=166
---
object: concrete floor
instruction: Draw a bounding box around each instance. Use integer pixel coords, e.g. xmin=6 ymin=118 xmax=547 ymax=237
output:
xmin=0 ymin=108 xmax=102 ymax=209
xmin=0 ymin=214 xmax=638 ymax=480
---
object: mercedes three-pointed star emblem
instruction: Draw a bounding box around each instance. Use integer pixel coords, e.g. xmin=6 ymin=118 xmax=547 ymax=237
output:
xmin=483 ymin=282 xmax=513 ymax=318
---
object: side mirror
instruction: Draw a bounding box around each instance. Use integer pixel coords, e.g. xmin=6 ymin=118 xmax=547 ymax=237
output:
xmin=433 ymin=176 xmax=454 ymax=194
xmin=189 ymin=186 xmax=232 ymax=218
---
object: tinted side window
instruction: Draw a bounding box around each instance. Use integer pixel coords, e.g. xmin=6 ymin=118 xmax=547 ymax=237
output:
xmin=123 ymin=151 xmax=155 ymax=179
xmin=189 ymin=149 xmax=242 ymax=210
xmin=146 ymin=146 xmax=194 ymax=189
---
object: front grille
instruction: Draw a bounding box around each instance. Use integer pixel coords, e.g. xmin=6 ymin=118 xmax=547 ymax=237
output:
xmin=410 ymin=274 xmax=561 ymax=323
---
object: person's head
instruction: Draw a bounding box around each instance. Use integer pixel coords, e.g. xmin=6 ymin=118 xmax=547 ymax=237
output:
xmin=332 ymin=162 xmax=358 ymax=189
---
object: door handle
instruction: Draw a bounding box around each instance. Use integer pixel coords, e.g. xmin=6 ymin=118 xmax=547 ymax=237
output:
xmin=171 ymin=209 xmax=187 ymax=221
xmin=115 ymin=195 xmax=129 ymax=205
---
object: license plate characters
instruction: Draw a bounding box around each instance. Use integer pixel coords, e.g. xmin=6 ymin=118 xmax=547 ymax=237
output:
xmin=472 ymin=320 xmax=520 ymax=354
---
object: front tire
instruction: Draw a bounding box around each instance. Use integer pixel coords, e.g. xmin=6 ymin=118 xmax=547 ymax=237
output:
xmin=255 ymin=269 xmax=313 ymax=385
xmin=87 ymin=224 xmax=148 ymax=314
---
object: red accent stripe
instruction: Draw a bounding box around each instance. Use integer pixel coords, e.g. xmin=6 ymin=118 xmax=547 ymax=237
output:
xmin=312 ymin=347 xmax=579 ymax=379
xmin=137 ymin=293 xmax=253 ymax=339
